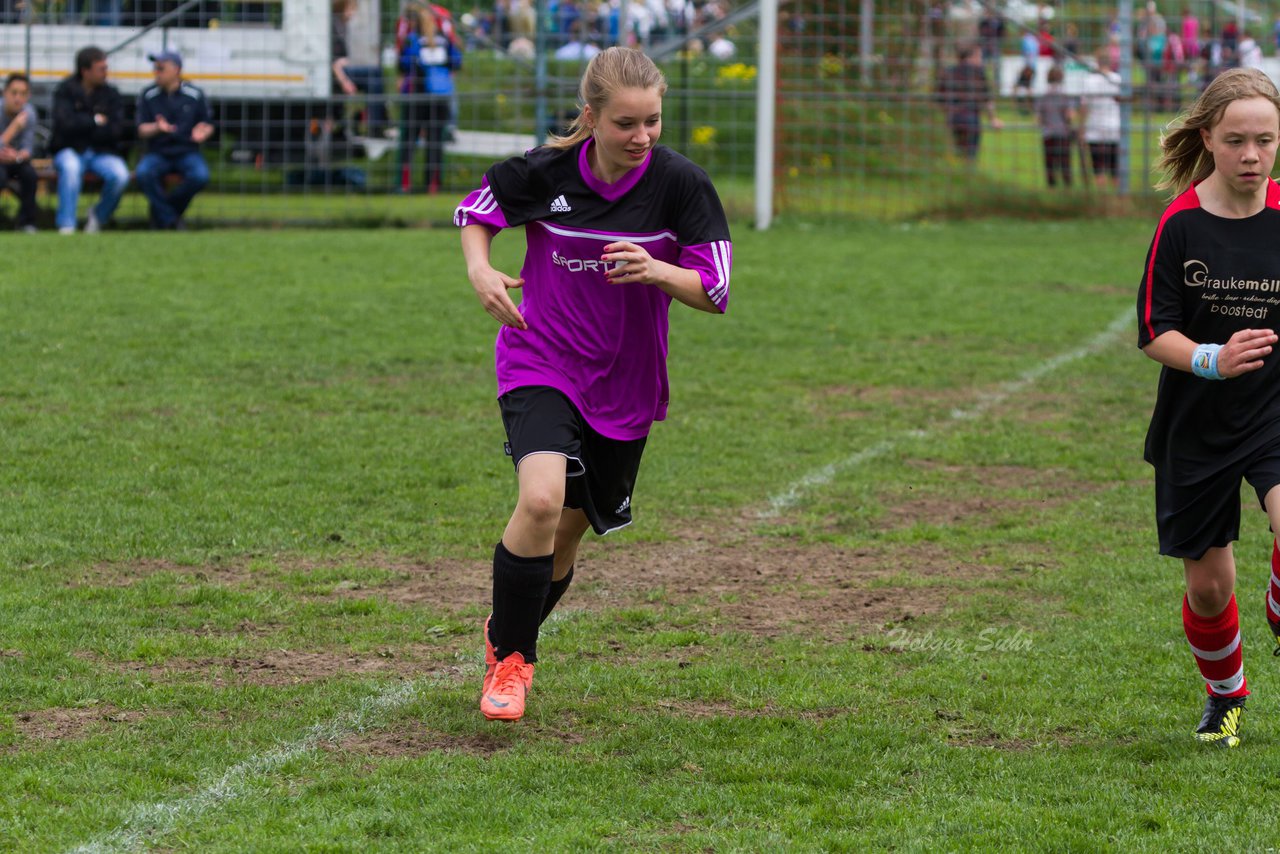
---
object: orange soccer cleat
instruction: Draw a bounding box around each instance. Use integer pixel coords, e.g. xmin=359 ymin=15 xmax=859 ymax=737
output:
xmin=480 ymin=651 xmax=534 ymax=722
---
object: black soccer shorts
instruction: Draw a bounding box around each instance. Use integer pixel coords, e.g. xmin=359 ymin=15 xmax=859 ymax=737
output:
xmin=499 ymin=385 xmax=647 ymax=535
xmin=1155 ymin=442 xmax=1280 ymax=559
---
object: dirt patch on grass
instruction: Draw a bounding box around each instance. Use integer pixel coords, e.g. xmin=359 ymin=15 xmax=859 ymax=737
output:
xmin=12 ymin=705 xmax=152 ymax=742
xmin=74 ymin=510 xmax=1045 ymax=643
xmin=327 ymin=717 xmax=582 ymax=759
xmin=654 ymin=699 xmax=849 ymax=720
xmin=101 ymin=645 xmax=459 ymax=687
xmin=568 ymin=534 xmax=999 ymax=636
xmin=328 ymin=723 xmax=511 ymax=758
xmin=72 ymin=558 xmax=255 ymax=589
xmin=881 ymin=460 xmax=1099 ymax=531
xmin=77 ymin=535 xmax=1017 ymax=642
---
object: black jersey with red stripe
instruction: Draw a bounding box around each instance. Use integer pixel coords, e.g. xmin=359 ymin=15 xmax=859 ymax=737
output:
xmin=1138 ymin=179 xmax=1280 ymax=481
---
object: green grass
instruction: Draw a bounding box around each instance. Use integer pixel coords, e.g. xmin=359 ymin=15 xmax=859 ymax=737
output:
xmin=3 ymin=220 xmax=1278 ymax=850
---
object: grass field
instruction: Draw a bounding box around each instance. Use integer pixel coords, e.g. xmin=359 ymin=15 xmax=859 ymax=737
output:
xmin=3 ymin=219 xmax=1280 ymax=850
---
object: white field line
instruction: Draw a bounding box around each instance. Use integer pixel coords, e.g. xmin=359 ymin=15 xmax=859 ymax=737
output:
xmin=67 ymin=677 xmax=440 ymax=854
xmin=759 ymin=307 xmax=1133 ymax=518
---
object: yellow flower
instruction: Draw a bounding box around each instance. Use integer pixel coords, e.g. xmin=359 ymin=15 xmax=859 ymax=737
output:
xmin=691 ymin=126 xmax=716 ymax=146
xmin=717 ymin=63 xmax=758 ymax=83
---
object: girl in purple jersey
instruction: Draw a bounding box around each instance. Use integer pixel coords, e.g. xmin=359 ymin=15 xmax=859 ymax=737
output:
xmin=1138 ymin=68 xmax=1280 ymax=749
xmin=454 ymin=47 xmax=732 ymax=722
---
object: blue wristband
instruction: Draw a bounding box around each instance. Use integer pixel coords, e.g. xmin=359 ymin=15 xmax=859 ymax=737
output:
xmin=1191 ymin=343 xmax=1225 ymax=380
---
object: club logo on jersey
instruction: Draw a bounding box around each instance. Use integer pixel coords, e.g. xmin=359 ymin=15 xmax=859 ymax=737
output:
xmin=549 ymin=194 xmax=572 ymax=213
xmin=1184 ymin=259 xmax=1209 ymax=287
xmin=552 ymin=250 xmax=625 ymax=274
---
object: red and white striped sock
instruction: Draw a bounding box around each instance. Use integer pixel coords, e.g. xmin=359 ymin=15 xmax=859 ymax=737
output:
xmin=1268 ymin=541 xmax=1280 ymax=627
xmin=1183 ymin=594 xmax=1248 ymax=698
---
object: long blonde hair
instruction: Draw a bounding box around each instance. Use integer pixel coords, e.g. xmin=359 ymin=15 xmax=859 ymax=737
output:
xmin=546 ymin=47 xmax=668 ymax=150
xmin=1156 ymin=67 xmax=1280 ymax=192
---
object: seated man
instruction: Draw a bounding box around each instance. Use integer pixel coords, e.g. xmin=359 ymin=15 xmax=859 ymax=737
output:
xmin=51 ymin=45 xmax=130 ymax=234
xmin=0 ymin=73 xmax=38 ymax=233
xmin=135 ymin=50 xmax=214 ymax=230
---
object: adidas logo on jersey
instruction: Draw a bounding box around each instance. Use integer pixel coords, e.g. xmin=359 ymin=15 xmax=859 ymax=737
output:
xmin=549 ymin=194 xmax=572 ymax=213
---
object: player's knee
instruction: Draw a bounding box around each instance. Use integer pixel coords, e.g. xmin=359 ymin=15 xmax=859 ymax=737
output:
xmin=517 ymin=489 xmax=563 ymax=529
xmin=1187 ymin=578 xmax=1233 ymax=616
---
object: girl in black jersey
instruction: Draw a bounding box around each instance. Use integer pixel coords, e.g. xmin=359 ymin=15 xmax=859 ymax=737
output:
xmin=1138 ymin=68 xmax=1280 ymax=748
xmin=454 ymin=48 xmax=732 ymax=723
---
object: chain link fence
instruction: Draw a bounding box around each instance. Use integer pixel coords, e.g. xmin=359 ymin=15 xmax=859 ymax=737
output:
xmin=0 ymin=1 xmax=1268 ymax=228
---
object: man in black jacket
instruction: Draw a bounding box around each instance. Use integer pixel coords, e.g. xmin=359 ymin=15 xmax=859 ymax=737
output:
xmin=51 ymin=45 xmax=130 ymax=234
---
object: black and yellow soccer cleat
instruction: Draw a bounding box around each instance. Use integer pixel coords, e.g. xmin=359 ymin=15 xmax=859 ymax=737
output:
xmin=1194 ymin=694 xmax=1246 ymax=749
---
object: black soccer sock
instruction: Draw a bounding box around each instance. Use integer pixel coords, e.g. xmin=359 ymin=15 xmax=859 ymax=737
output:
xmin=540 ymin=565 xmax=575 ymax=625
xmin=491 ymin=540 xmax=554 ymax=663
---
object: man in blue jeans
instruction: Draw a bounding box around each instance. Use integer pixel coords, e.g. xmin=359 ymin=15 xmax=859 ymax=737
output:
xmin=50 ymin=45 xmax=129 ymax=234
xmin=136 ymin=50 xmax=214 ymax=230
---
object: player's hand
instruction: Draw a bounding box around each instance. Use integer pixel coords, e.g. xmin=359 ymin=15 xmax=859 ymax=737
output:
xmin=0 ymin=146 xmax=15 ymax=163
xmin=10 ymin=111 xmax=26 ymax=131
xmin=602 ymin=241 xmax=662 ymax=285
xmin=470 ymin=266 xmax=527 ymax=330
xmin=341 ymin=79 xmax=358 ymax=95
xmin=157 ymin=115 xmax=175 ymax=133
xmin=1219 ymin=328 xmax=1278 ymax=377
xmin=192 ymin=123 xmax=214 ymax=143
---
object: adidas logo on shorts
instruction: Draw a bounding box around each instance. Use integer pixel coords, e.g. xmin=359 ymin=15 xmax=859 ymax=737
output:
xmin=615 ymin=495 xmax=630 ymax=514
xmin=549 ymin=194 xmax=572 ymax=213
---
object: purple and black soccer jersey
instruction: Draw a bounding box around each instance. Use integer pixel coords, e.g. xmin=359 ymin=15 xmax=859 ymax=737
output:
xmin=455 ymin=140 xmax=732 ymax=441
xmin=1138 ymin=179 xmax=1280 ymax=481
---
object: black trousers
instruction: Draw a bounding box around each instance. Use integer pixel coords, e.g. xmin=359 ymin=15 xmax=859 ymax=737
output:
xmin=2 ymin=160 xmax=38 ymax=227
xmin=400 ymin=95 xmax=450 ymax=191
xmin=1043 ymin=136 xmax=1073 ymax=187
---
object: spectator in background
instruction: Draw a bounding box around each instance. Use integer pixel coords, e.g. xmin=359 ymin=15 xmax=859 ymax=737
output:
xmin=707 ymin=30 xmax=736 ymax=60
xmin=1036 ymin=18 xmax=1056 ymax=58
xmin=400 ymin=5 xmax=461 ymax=194
xmin=0 ymin=73 xmax=38 ymax=233
xmin=1034 ymin=64 xmax=1076 ymax=187
xmin=135 ymin=51 xmax=214 ymax=230
xmin=1181 ymin=6 xmax=1200 ymax=60
xmin=1221 ymin=18 xmax=1239 ymax=58
xmin=554 ymin=21 xmax=601 ymax=61
xmin=1020 ymin=26 xmax=1039 ymax=69
xmin=331 ymin=0 xmax=389 ymax=138
xmin=1062 ymin=22 xmax=1080 ymax=59
xmin=1013 ymin=60 xmax=1036 ymax=114
xmin=510 ymin=0 xmax=536 ymax=43
xmin=936 ymin=42 xmax=1002 ymax=163
xmin=50 ymin=45 xmax=129 ymax=235
xmin=1160 ymin=30 xmax=1185 ymax=110
xmin=1080 ymin=48 xmax=1122 ymax=189
xmin=557 ymin=0 xmax=582 ymax=46
xmin=978 ymin=3 xmax=1004 ymax=66
xmin=1239 ymin=31 xmax=1264 ymax=68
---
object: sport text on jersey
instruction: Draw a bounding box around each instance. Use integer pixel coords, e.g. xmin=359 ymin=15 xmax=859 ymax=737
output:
xmin=552 ymin=250 xmax=624 ymax=274
xmin=1184 ymin=258 xmax=1280 ymax=320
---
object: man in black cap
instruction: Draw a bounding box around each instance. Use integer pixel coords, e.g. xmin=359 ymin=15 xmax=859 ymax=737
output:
xmin=136 ymin=49 xmax=215 ymax=229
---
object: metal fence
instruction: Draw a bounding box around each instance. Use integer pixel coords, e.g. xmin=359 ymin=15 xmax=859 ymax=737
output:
xmin=0 ymin=1 xmax=1268 ymax=228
